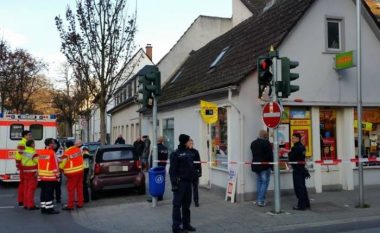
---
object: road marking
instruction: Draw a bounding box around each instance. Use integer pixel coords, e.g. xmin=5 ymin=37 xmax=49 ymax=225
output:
xmin=0 ymin=206 xmax=15 ymax=209
xmin=0 ymin=194 xmax=14 ymax=197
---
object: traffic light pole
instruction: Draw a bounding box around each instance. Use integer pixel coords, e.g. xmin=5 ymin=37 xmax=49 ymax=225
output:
xmin=152 ymin=94 xmax=158 ymax=207
xmin=272 ymin=57 xmax=281 ymax=214
xmin=356 ymin=0 xmax=365 ymax=208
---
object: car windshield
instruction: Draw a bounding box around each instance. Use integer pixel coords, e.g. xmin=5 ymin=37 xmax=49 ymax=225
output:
xmin=102 ymin=149 xmax=134 ymax=161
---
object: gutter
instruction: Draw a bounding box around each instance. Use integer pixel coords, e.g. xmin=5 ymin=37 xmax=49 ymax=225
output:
xmin=159 ymin=85 xmax=239 ymax=108
xmin=227 ymin=87 xmax=245 ymax=202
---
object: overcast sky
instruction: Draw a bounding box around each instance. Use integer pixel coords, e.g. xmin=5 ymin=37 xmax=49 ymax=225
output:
xmin=0 ymin=0 xmax=231 ymax=83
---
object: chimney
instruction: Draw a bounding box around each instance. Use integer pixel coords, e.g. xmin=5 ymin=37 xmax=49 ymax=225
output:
xmin=145 ymin=44 xmax=152 ymax=61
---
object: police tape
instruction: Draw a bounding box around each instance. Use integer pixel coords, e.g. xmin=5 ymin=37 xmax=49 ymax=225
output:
xmin=153 ymin=158 xmax=380 ymax=165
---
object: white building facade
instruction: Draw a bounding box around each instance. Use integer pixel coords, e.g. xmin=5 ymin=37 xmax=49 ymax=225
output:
xmin=152 ymin=0 xmax=380 ymax=201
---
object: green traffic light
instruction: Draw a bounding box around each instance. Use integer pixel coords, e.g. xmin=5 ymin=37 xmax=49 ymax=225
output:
xmin=278 ymin=57 xmax=300 ymax=98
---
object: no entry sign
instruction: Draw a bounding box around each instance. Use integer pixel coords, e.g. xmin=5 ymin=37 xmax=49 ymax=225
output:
xmin=262 ymin=102 xmax=282 ymax=128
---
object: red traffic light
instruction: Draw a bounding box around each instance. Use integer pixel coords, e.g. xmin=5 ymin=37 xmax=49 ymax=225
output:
xmin=260 ymin=58 xmax=273 ymax=70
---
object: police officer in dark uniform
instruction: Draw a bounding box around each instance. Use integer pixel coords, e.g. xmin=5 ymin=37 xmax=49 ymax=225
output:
xmin=170 ymin=134 xmax=196 ymax=233
xmin=288 ymin=133 xmax=311 ymax=210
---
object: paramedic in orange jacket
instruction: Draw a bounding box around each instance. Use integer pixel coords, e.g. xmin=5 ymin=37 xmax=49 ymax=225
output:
xmin=60 ymin=140 xmax=84 ymax=210
xmin=15 ymin=130 xmax=32 ymax=207
xmin=37 ymin=138 xmax=60 ymax=214
xmin=22 ymin=139 xmax=39 ymax=210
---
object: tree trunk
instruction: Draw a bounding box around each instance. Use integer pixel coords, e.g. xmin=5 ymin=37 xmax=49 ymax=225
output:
xmin=99 ymin=102 xmax=107 ymax=145
xmin=66 ymin=121 xmax=73 ymax=137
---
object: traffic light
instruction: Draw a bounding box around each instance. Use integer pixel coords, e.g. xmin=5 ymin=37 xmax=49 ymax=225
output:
xmin=145 ymin=68 xmax=161 ymax=96
xmin=257 ymin=57 xmax=273 ymax=99
xmin=138 ymin=75 xmax=151 ymax=108
xmin=277 ymin=57 xmax=299 ymax=98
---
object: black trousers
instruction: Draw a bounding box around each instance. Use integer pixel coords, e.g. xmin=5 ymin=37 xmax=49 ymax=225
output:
xmin=83 ymin=169 xmax=89 ymax=202
xmin=172 ymin=180 xmax=192 ymax=230
xmin=292 ymin=169 xmax=310 ymax=209
xmin=53 ymin=173 xmax=62 ymax=202
xmin=192 ymin=178 xmax=199 ymax=203
xmin=40 ymin=181 xmax=55 ymax=211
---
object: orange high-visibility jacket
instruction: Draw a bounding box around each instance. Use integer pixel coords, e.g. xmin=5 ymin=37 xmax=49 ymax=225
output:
xmin=59 ymin=146 xmax=84 ymax=175
xmin=37 ymin=149 xmax=59 ymax=181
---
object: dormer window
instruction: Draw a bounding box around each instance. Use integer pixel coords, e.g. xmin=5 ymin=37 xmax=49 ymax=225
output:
xmin=170 ymin=69 xmax=183 ymax=84
xmin=209 ymin=46 xmax=229 ymax=69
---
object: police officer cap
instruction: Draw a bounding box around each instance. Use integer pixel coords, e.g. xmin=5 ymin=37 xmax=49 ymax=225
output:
xmin=293 ymin=133 xmax=302 ymax=140
xmin=65 ymin=140 xmax=74 ymax=148
xmin=179 ymin=134 xmax=190 ymax=145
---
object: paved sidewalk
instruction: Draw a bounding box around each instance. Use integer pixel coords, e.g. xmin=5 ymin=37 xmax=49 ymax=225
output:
xmin=72 ymin=183 xmax=380 ymax=233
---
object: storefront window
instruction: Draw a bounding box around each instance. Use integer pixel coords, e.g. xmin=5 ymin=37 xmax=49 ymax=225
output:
xmin=320 ymin=108 xmax=337 ymax=160
xmin=211 ymin=107 xmax=228 ymax=170
xmin=278 ymin=107 xmax=312 ymax=170
xmin=354 ymin=108 xmax=380 ymax=166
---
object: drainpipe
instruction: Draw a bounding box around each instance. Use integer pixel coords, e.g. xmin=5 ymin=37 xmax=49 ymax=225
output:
xmin=228 ymin=87 xmax=245 ymax=202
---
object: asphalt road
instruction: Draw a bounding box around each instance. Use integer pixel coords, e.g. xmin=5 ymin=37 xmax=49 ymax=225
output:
xmin=3 ymin=181 xmax=380 ymax=233
xmin=0 ymin=182 xmax=147 ymax=233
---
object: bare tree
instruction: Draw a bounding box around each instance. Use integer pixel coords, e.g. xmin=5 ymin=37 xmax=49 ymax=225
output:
xmin=55 ymin=0 xmax=137 ymax=144
xmin=52 ymin=63 xmax=94 ymax=137
xmin=0 ymin=40 xmax=47 ymax=114
xmin=0 ymin=40 xmax=10 ymax=113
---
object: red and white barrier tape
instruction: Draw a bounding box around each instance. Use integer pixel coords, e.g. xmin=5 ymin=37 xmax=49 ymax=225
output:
xmin=153 ymin=158 xmax=380 ymax=165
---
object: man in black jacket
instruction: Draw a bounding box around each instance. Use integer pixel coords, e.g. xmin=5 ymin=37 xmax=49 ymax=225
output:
xmin=133 ymin=137 xmax=144 ymax=159
xmin=169 ymin=134 xmax=196 ymax=233
xmin=288 ymin=133 xmax=310 ymax=211
xmin=250 ymin=130 xmax=273 ymax=207
xmin=189 ymin=139 xmax=202 ymax=207
xmin=114 ymin=134 xmax=125 ymax=144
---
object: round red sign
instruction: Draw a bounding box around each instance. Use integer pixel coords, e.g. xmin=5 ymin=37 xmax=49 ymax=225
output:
xmin=262 ymin=102 xmax=282 ymax=128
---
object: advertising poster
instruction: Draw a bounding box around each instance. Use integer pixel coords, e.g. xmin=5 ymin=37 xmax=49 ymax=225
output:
xmin=278 ymin=124 xmax=290 ymax=149
xmin=291 ymin=125 xmax=312 ymax=157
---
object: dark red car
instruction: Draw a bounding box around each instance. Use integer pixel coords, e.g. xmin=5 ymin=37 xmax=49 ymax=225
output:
xmin=90 ymin=144 xmax=145 ymax=200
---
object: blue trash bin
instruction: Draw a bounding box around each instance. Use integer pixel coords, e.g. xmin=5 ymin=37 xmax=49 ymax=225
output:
xmin=149 ymin=166 xmax=166 ymax=197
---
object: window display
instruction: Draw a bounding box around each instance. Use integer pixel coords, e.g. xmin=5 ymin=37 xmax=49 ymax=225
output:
xmin=278 ymin=107 xmax=312 ymax=170
xmin=211 ymin=107 xmax=228 ymax=170
xmin=354 ymin=108 xmax=380 ymax=166
xmin=320 ymin=108 xmax=337 ymax=160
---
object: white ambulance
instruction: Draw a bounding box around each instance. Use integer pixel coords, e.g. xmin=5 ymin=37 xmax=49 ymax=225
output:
xmin=0 ymin=113 xmax=57 ymax=182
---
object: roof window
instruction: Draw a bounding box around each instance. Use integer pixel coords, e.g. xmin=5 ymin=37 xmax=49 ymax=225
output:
xmin=209 ymin=46 xmax=229 ymax=69
xmin=170 ymin=69 xmax=183 ymax=84
xmin=263 ymin=0 xmax=276 ymax=13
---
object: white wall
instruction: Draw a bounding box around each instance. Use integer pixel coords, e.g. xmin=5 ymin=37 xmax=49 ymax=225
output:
xmin=232 ymin=0 xmax=253 ymax=27
xmin=278 ymin=0 xmax=380 ymax=106
xmin=158 ymin=16 xmax=232 ymax=85
xmin=111 ymin=104 xmax=140 ymax=144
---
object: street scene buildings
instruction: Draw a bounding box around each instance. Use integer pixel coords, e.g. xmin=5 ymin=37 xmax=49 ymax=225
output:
xmin=2 ymin=0 xmax=380 ymax=232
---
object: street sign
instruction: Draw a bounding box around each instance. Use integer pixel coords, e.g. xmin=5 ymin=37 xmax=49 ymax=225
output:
xmin=79 ymin=118 xmax=87 ymax=129
xmin=262 ymin=102 xmax=282 ymax=128
xmin=335 ymin=50 xmax=355 ymax=70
